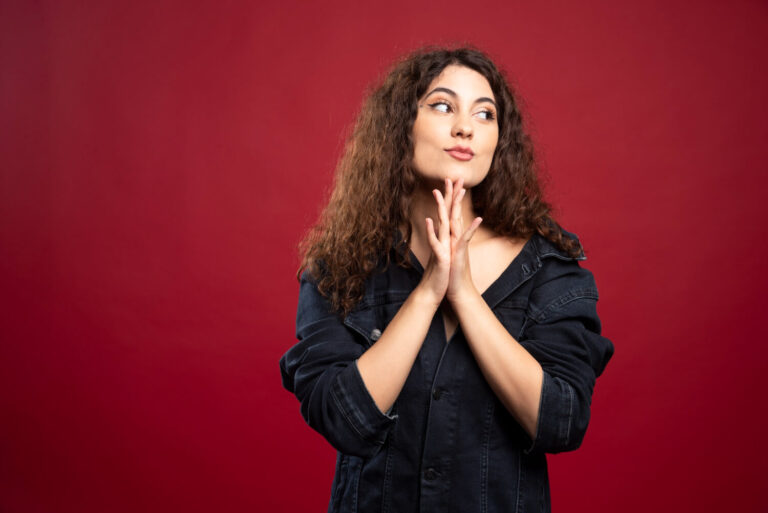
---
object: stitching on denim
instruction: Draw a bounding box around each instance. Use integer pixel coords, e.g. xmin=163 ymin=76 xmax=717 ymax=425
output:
xmin=352 ymin=456 xmax=361 ymax=513
xmin=515 ymin=441 xmax=524 ymax=513
xmin=331 ymin=454 xmax=348 ymax=512
xmin=565 ymin=381 xmax=574 ymax=448
xmin=298 ymin=315 xmax=340 ymax=335
xmin=330 ymin=383 xmax=368 ymax=443
xmin=343 ymin=318 xmax=375 ymax=348
xmin=532 ymin=289 xmax=598 ymax=323
xmin=332 ymin=370 xmax=390 ymax=447
xmin=523 ymin=372 xmax=546 ymax=455
xmin=539 ymin=251 xmax=585 ymax=262
xmin=480 ymin=401 xmax=494 ymax=513
xmin=352 ymin=292 xmax=411 ymax=309
xmin=381 ymin=413 xmax=396 ymax=513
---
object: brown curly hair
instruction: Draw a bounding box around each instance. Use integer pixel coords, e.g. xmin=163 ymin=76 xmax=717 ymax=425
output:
xmin=296 ymin=44 xmax=583 ymax=318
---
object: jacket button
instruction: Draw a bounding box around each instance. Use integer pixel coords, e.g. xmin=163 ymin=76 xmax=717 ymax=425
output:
xmin=370 ymin=328 xmax=382 ymax=341
xmin=424 ymin=468 xmax=438 ymax=481
xmin=432 ymin=388 xmax=442 ymax=400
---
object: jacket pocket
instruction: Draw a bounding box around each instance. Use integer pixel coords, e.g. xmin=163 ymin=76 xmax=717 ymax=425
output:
xmin=344 ymin=295 xmax=409 ymax=348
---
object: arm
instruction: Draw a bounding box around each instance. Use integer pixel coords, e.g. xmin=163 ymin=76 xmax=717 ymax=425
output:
xmin=451 ymin=268 xmax=614 ymax=454
xmin=356 ymin=285 xmax=440 ymax=414
xmin=450 ymin=289 xmax=543 ymax=440
xmin=279 ymin=271 xmax=440 ymax=458
xmin=280 ymin=179 xmax=485 ymax=456
xmin=357 ymin=179 xmax=462 ymax=414
xmin=279 ymin=273 xmax=392 ymax=458
xmin=439 ymin=179 xmax=613 ymax=453
xmin=516 ymin=282 xmax=614 ymax=453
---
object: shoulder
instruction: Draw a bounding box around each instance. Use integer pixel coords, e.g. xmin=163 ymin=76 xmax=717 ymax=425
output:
xmin=526 ymin=229 xmax=600 ymax=319
xmin=530 ymin=227 xmax=585 ymax=261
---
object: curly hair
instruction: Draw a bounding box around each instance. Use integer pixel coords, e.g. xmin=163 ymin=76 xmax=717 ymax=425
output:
xmin=296 ymin=44 xmax=583 ymax=318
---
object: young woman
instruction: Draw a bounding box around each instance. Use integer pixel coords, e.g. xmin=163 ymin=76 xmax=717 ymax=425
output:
xmin=279 ymin=45 xmax=614 ymax=513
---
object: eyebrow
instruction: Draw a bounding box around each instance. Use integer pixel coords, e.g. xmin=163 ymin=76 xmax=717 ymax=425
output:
xmin=423 ymin=87 xmax=497 ymax=108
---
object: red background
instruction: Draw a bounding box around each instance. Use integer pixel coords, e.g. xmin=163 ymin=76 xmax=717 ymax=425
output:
xmin=2 ymin=1 xmax=767 ymax=511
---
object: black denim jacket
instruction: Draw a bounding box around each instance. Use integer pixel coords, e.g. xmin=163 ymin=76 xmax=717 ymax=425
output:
xmin=279 ymin=230 xmax=614 ymax=513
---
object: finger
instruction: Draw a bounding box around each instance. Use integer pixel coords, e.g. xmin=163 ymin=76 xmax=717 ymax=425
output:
xmin=425 ymin=218 xmax=440 ymax=249
xmin=453 ymin=177 xmax=464 ymax=203
xmin=433 ymin=189 xmax=450 ymax=242
xmin=444 ymin=178 xmax=453 ymax=222
xmin=450 ymin=188 xmax=465 ymax=238
xmin=452 ymin=187 xmax=465 ymax=225
xmin=462 ymin=217 xmax=483 ymax=243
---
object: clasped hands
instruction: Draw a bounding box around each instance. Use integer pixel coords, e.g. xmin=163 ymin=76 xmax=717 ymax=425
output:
xmin=419 ymin=177 xmax=484 ymax=307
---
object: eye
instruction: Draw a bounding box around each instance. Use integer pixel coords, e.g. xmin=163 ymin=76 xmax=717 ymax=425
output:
xmin=426 ymin=100 xmax=496 ymax=121
xmin=428 ymin=100 xmax=452 ymax=113
xmin=477 ymin=109 xmax=496 ymax=121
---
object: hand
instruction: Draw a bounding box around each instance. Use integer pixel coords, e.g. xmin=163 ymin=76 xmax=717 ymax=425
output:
xmin=416 ymin=178 xmax=454 ymax=307
xmin=444 ymin=177 xmax=483 ymax=303
xmin=419 ymin=178 xmax=483 ymax=306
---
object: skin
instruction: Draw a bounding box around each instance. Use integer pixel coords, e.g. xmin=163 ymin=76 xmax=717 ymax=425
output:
xmin=357 ymin=65 xmax=544 ymax=439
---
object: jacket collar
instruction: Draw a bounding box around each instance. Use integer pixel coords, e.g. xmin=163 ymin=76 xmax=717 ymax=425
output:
xmin=344 ymin=227 xmax=584 ymax=335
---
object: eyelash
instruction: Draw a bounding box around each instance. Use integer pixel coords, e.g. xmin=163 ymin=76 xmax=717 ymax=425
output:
xmin=427 ymin=100 xmax=496 ymax=121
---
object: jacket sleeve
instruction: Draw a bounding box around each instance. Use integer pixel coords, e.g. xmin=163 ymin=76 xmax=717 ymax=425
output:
xmin=518 ymin=263 xmax=614 ymax=454
xmin=279 ymin=271 xmax=398 ymax=458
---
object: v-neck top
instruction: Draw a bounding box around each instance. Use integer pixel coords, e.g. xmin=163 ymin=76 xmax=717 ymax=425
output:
xmin=406 ymin=236 xmax=534 ymax=345
xmin=280 ymin=229 xmax=614 ymax=513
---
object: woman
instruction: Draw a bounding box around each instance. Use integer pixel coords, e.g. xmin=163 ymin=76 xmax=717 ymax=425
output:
xmin=279 ymin=45 xmax=614 ymax=513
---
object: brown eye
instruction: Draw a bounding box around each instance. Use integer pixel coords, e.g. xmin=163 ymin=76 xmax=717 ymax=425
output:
xmin=478 ymin=110 xmax=496 ymax=121
xmin=428 ymin=101 xmax=452 ymax=113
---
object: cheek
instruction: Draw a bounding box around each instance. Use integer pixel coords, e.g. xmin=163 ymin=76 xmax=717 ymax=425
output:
xmin=485 ymin=129 xmax=499 ymax=152
xmin=413 ymin=117 xmax=442 ymax=146
xmin=413 ymin=136 xmax=441 ymax=163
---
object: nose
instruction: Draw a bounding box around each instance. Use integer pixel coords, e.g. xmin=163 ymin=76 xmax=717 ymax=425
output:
xmin=451 ymin=112 xmax=473 ymax=139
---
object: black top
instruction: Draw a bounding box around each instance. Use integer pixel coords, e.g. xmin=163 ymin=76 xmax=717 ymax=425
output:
xmin=280 ymin=229 xmax=614 ymax=513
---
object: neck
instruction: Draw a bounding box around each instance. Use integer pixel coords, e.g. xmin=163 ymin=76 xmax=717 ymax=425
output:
xmin=402 ymin=178 xmax=491 ymax=249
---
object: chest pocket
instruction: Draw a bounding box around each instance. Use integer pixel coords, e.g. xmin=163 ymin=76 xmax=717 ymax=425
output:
xmin=493 ymin=296 xmax=529 ymax=340
xmin=343 ymin=293 xmax=409 ymax=348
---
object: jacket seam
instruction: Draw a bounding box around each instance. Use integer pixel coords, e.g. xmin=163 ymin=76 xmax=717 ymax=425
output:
xmin=330 ymin=375 xmax=384 ymax=448
xmin=529 ymin=288 xmax=598 ymax=324
xmin=381 ymin=412 xmax=396 ymax=513
xmin=565 ymin=381 xmax=574 ymax=448
xmin=351 ymin=292 xmax=411 ymax=309
xmin=480 ymin=401 xmax=494 ymax=513
xmin=330 ymin=384 xmax=368 ymax=442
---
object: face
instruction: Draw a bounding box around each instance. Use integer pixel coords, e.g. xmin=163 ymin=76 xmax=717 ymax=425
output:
xmin=411 ymin=64 xmax=499 ymax=189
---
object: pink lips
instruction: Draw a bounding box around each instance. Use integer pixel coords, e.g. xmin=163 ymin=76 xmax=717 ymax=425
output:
xmin=445 ymin=147 xmax=474 ymax=161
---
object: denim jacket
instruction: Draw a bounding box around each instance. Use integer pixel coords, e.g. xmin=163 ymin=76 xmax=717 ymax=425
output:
xmin=279 ymin=230 xmax=614 ymax=513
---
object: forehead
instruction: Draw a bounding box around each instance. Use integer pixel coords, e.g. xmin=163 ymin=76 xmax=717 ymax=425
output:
xmin=423 ymin=65 xmax=495 ymax=100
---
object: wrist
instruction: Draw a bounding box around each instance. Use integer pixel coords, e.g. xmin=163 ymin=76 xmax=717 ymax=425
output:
xmin=412 ymin=284 xmax=443 ymax=311
xmin=447 ymin=284 xmax=482 ymax=309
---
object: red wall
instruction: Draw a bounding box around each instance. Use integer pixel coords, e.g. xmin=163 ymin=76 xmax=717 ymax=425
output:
xmin=2 ymin=1 xmax=766 ymax=511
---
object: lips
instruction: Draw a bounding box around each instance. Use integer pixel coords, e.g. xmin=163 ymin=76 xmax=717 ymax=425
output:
xmin=445 ymin=147 xmax=474 ymax=161
xmin=445 ymin=146 xmax=474 ymax=156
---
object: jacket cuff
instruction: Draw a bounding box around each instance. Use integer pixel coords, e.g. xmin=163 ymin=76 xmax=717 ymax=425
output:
xmin=523 ymin=370 xmax=574 ymax=454
xmin=330 ymin=359 xmax=398 ymax=447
